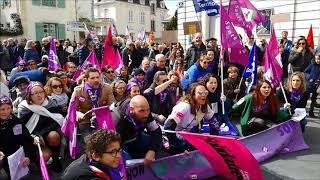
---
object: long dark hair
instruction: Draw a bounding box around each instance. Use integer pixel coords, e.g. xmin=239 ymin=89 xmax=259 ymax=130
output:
xmin=252 ymin=80 xmax=278 ymax=115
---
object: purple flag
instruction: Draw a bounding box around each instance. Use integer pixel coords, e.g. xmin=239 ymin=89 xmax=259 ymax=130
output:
xmin=72 ymin=50 xmax=101 ymax=81
xmin=263 ymin=28 xmax=282 ymax=88
xmin=61 ymin=98 xmax=79 ymax=159
xmin=37 ymin=144 xmax=50 ymax=180
xmin=228 ymin=0 xmax=265 ymax=37
xmin=93 ymin=106 xmax=115 ymax=130
xmin=48 ymin=37 xmax=61 ymax=71
xmin=220 ymin=4 xmax=249 ymax=67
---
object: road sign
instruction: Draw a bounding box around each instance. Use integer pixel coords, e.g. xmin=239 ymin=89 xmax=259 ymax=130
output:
xmin=67 ymin=21 xmax=86 ymax=32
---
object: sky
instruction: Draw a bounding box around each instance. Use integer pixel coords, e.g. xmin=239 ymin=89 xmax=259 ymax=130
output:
xmin=163 ymin=0 xmax=179 ymax=15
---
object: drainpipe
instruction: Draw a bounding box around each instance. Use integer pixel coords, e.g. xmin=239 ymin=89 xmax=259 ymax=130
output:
xmin=291 ymin=0 xmax=297 ymax=41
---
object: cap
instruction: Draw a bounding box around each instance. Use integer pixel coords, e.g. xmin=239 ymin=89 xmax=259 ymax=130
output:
xmin=42 ymin=55 xmax=49 ymax=60
xmin=0 ymin=95 xmax=12 ymax=105
xmin=13 ymin=76 xmax=30 ymax=87
xmin=133 ymin=68 xmax=145 ymax=76
xmin=206 ymin=38 xmax=217 ymax=43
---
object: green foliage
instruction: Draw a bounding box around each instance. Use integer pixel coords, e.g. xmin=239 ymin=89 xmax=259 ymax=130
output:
xmin=164 ymin=10 xmax=177 ymax=31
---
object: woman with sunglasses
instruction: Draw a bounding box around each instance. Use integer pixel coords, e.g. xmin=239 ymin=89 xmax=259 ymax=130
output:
xmin=186 ymin=55 xmax=211 ymax=86
xmin=164 ymin=83 xmax=214 ymax=154
xmin=17 ymin=82 xmax=65 ymax=172
xmin=62 ymin=130 xmax=124 ymax=180
xmin=102 ymin=65 xmax=115 ymax=85
xmin=45 ymin=77 xmax=69 ymax=115
xmin=288 ymin=37 xmax=313 ymax=72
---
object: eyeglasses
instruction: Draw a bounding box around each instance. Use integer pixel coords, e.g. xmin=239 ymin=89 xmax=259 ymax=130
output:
xmin=201 ymin=61 xmax=209 ymax=64
xmin=196 ymin=90 xmax=208 ymax=96
xmin=103 ymin=148 xmax=122 ymax=157
xmin=298 ymin=43 xmax=305 ymax=45
xmin=30 ymin=91 xmax=44 ymax=96
xmin=106 ymin=71 xmax=114 ymax=74
xmin=51 ymin=84 xmax=63 ymax=89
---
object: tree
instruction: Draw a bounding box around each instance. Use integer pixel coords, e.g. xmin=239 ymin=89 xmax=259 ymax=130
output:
xmin=164 ymin=10 xmax=177 ymax=31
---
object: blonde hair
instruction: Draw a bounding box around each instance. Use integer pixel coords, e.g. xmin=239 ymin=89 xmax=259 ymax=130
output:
xmin=287 ymin=72 xmax=306 ymax=92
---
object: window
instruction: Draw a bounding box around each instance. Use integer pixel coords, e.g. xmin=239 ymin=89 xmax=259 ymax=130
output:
xmin=128 ymin=0 xmax=133 ymax=3
xmin=140 ymin=12 xmax=145 ymax=24
xmin=42 ymin=0 xmax=56 ymax=7
xmin=139 ymin=0 xmax=145 ymax=5
xmin=43 ymin=23 xmax=57 ymax=37
xmin=104 ymin=9 xmax=109 ymax=18
xmin=151 ymin=3 xmax=155 ymax=15
xmin=151 ymin=20 xmax=155 ymax=32
xmin=6 ymin=23 xmax=10 ymax=28
xmin=128 ymin=11 xmax=133 ymax=23
xmin=160 ymin=2 xmax=165 ymax=8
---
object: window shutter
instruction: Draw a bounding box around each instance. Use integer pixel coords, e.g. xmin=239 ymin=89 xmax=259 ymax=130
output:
xmin=35 ymin=23 xmax=44 ymax=41
xmin=57 ymin=24 xmax=66 ymax=39
xmin=32 ymin=0 xmax=41 ymax=6
xmin=57 ymin=0 xmax=65 ymax=8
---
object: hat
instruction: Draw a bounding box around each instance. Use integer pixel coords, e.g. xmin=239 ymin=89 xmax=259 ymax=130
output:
xmin=24 ymin=81 xmax=43 ymax=97
xmin=42 ymin=55 xmax=49 ymax=60
xmin=206 ymin=38 xmax=217 ymax=42
xmin=13 ymin=76 xmax=30 ymax=87
xmin=133 ymin=68 xmax=145 ymax=76
xmin=27 ymin=59 xmax=36 ymax=64
xmin=0 ymin=95 xmax=12 ymax=105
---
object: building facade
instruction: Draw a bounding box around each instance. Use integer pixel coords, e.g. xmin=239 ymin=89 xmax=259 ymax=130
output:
xmin=0 ymin=0 xmax=77 ymax=41
xmin=92 ymin=0 xmax=168 ymax=40
xmin=177 ymin=0 xmax=320 ymax=49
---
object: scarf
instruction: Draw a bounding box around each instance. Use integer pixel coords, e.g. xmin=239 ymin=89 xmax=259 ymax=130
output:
xmin=50 ymin=93 xmax=68 ymax=106
xmin=84 ymin=82 xmax=102 ymax=108
xmin=127 ymin=107 xmax=145 ymax=131
xmin=254 ymin=99 xmax=268 ymax=113
xmin=19 ymin=99 xmax=64 ymax=133
xmin=133 ymin=77 xmax=146 ymax=90
xmin=159 ymin=90 xmax=168 ymax=104
xmin=290 ymin=90 xmax=304 ymax=104
xmin=88 ymin=160 xmax=123 ymax=180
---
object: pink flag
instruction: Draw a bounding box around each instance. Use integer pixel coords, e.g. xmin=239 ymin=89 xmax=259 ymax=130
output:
xmin=48 ymin=37 xmax=61 ymax=71
xmin=72 ymin=50 xmax=101 ymax=81
xmin=263 ymin=28 xmax=282 ymax=87
xmin=37 ymin=144 xmax=50 ymax=180
xmin=179 ymin=132 xmax=263 ymax=180
xmin=92 ymin=106 xmax=127 ymax=179
xmin=220 ymin=4 xmax=249 ymax=67
xmin=101 ymin=25 xmax=123 ymax=70
xmin=228 ymin=0 xmax=265 ymax=37
xmin=61 ymin=98 xmax=79 ymax=159
xmin=93 ymin=106 xmax=115 ymax=130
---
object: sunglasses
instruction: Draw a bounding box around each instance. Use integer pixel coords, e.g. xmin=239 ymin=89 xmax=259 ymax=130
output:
xmin=298 ymin=43 xmax=305 ymax=45
xmin=197 ymin=90 xmax=209 ymax=96
xmin=201 ymin=61 xmax=209 ymax=64
xmin=106 ymin=71 xmax=114 ymax=74
xmin=51 ymin=85 xmax=63 ymax=89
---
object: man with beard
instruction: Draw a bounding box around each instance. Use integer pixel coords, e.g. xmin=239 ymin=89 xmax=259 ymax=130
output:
xmin=113 ymin=95 xmax=162 ymax=165
xmin=72 ymin=67 xmax=114 ymax=140
xmin=184 ymin=33 xmax=206 ymax=70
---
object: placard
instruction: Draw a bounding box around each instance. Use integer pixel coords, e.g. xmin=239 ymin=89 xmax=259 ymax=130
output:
xmin=183 ymin=21 xmax=201 ymax=35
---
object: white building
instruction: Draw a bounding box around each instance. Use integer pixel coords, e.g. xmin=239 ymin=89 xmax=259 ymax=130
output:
xmin=177 ymin=0 xmax=320 ymax=49
xmin=0 ymin=0 xmax=77 ymax=41
xmin=91 ymin=0 xmax=168 ymax=40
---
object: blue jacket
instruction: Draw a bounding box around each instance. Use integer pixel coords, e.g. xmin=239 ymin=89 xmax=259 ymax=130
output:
xmin=9 ymin=70 xmax=46 ymax=88
xmin=187 ymin=63 xmax=210 ymax=83
xmin=304 ymin=61 xmax=320 ymax=81
xmin=78 ymin=46 xmax=91 ymax=65
xmin=23 ymin=49 xmax=40 ymax=63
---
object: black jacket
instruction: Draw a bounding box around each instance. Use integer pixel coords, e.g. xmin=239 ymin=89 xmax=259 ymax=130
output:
xmin=61 ymin=155 xmax=108 ymax=180
xmin=0 ymin=115 xmax=36 ymax=175
xmin=184 ymin=42 xmax=206 ymax=70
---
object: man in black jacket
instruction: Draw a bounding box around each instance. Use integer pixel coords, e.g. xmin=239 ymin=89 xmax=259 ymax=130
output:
xmin=113 ymin=95 xmax=162 ymax=165
xmin=184 ymin=33 xmax=207 ymax=70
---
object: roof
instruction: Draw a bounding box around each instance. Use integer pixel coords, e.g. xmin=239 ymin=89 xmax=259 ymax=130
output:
xmin=116 ymin=0 xmax=167 ymax=9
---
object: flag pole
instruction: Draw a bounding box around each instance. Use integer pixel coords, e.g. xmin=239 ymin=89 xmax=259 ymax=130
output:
xmin=221 ymin=48 xmax=225 ymax=114
xmin=279 ymin=82 xmax=292 ymax=115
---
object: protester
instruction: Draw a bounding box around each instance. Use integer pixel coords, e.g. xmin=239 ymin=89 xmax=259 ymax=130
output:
xmin=114 ymin=95 xmax=162 ymax=164
xmin=10 ymin=58 xmax=26 ymax=76
xmin=61 ymin=130 xmax=124 ymax=180
xmin=187 ymin=55 xmax=211 ymax=84
xmin=79 ymin=38 xmax=93 ymax=65
xmin=17 ymin=82 xmax=64 ymax=172
xmin=184 ymin=33 xmax=206 ymax=70
xmin=24 ymin=40 xmax=40 ymax=63
xmin=102 ymin=65 xmax=116 ymax=85
xmin=116 ymin=65 xmax=129 ymax=83
xmin=145 ymin=54 xmax=167 ymax=86
xmin=289 ymin=38 xmax=313 ymax=72
xmin=164 ymin=83 xmax=214 ymax=153
xmin=141 ymin=57 xmax=151 ymax=72
xmin=37 ymin=55 xmax=49 ymax=68
xmin=66 ymin=62 xmax=77 ymax=78
xmin=129 ymin=68 xmax=148 ymax=92
xmin=0 ymin=95 xmax=36 ymax=178
xmin=233 ymin=80 xmax=286 ymax=136
xmin=45 ymin=77 xmax=69 ymax=115
xmin=0 ymin=70 xmax=9 ymax=97
xmin=278 ymin=72 xmax=309 ymax=132
xmin=279 ymin=31 xmax=293 ymax=54
xmin=223 ymin=66 xmax=246 ymax=103
xmin=304 ymin=53 xmax=320 ymax=117
xmin=111 ymin=80 xmax=127 ymax=103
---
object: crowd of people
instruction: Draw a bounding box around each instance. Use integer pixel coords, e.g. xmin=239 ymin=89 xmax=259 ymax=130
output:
xmin=0 ymin=30 xmax=319 ymax=179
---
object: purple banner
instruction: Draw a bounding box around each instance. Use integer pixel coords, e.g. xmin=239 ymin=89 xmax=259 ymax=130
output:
xmin=125 ymin=120 xmax=309 ymax=179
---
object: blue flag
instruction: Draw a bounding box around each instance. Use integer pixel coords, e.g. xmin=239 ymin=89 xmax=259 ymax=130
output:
xmin=193 ymin=0 xmax=220 ymax=16
xmin=243 ymin=43 xmax=257 ymax=94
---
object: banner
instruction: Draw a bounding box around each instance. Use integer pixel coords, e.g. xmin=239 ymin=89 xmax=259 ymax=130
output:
xmin=126 ymin=120 xmax=309 ymax=179
xmin=243 ymin=42 xmax=257 ymax=93
xmin=93 ymin=106 xmax=115 ymax=130
xmin=72 ymin=50 xmax=101 ymax=81
xmin=193 ymin=0 xmax=220 ymax=16
xmin=48 ymin=37 xmax=61 ymax=71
